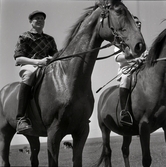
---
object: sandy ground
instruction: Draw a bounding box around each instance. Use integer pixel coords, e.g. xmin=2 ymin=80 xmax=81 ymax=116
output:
xmin=9 ymin=132 xmax=166 ymax=167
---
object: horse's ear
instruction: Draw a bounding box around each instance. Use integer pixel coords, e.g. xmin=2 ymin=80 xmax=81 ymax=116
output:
xmin=99 ymin=0 xmax=121 ymax=6
xmin=112 ymin=0 xmax=121 ymax=2
xmin=109 ymin=0 xmax=121 ymax=4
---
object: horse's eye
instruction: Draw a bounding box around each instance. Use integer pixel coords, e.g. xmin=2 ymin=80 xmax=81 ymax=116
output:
xmin=116 ymin=9 xmax=123 ymax=15
xmin=114 ymin=5 xmax=123 ymax=15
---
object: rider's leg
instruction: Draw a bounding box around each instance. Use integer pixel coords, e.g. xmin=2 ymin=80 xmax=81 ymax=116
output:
xmin=16 ymin=82 xmax=32 ymax=133
xmin=16 ymin=65 xmax=37 ymax=133
xmin=119 ymin=74 xmax=133 ymax=126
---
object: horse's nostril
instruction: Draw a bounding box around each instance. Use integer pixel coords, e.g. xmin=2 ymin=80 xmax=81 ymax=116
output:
xmin=135 ymin=42 xmax=144 ymax=53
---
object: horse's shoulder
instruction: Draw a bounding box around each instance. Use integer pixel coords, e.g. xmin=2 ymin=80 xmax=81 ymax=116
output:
xmin=3 ymin=82 xmax=20 ymax=89
xmin=102 ymin=85 xmax=118 ymax=96
xmin=99 ymin=85 xmax=119 ymax=103
xmin=0 ymin=82 xmax=20 ymax=96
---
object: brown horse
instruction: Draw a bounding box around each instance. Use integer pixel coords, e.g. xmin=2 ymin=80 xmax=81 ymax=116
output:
xmin=97 ymin=28 xmax=166 ymax=167
xmin=0 ymin=0 xmax=145 ymax=166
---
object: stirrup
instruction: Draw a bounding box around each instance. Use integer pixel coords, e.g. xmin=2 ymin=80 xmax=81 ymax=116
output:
xmin=16 ymin=117 xmax=32 ymax=134
xmin=120 ymin=110 xmax=133 ymax=126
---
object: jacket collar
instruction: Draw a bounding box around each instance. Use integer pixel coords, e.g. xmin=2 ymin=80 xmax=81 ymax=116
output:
xmin=29 ymin=28 xmax=44 ymax=35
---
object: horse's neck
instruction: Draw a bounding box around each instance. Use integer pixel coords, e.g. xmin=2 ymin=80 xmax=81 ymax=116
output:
xmin=137 ymin=53 xmax=166 ymax=97
xmin=61 ymin=8 xmax=102 ymax=84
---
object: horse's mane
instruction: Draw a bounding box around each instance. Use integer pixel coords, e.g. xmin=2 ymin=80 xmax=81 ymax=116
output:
xmin=63 ymin=1 xmax=124 ymax=49
xmin=64 ymin=5 xmax=98 ymax=49
xmin=146 ymin=29 xmax=166 ymax=66
xmin=51 ymin=5 xmax=98 ymax=61
xmin=50 ymin=0 xmax=124 ymax=62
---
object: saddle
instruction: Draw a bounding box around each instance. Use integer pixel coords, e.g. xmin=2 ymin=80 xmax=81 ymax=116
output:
xmin=124 ymin=60 xmax=144 ymax=94
xmin=31 ymin=67 xmax=46 ymax=97
xmin=24 ymin=67 xmax=47 ymax=136
xmin=130 ymin=62 xmax=144 ymax=91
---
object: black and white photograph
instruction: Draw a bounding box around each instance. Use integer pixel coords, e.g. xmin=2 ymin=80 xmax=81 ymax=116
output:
xmin=1 ymin=0 xmax=166 ymax=166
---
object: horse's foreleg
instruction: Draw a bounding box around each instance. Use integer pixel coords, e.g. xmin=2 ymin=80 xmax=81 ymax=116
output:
xmin=162 ymin=121 xmax=166 ymax=151
xmin=25 ymin=135 xmax=40 ymax=167
xmin=122 ymin=135 xmax=132 ymax=167
xmin=47 ymin=127 xmax=64 ymax=167
xmin=162 ymin=124 xmax=166 ymax=142
xmin=139 ymin=117 xmax=152 ymax=167
xmin=0 ymin=126 xmax=15 ymax=167
xmin=72 ymin=122 xmax=89 ymax=167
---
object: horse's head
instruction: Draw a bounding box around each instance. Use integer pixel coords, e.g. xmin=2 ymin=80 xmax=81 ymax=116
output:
xmin=98 ymin=0 xmax=146 ymax=58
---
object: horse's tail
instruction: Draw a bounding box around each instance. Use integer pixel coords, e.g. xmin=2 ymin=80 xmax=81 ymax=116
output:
xmin=89 ymin=143 xmax=106 ymax=167
xmin=96 ymin=144 xmax=110 ymax=167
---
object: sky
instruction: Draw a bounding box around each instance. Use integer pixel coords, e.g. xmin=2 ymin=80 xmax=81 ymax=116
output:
xmin=1 ymin=0 xmax=166 ymax=145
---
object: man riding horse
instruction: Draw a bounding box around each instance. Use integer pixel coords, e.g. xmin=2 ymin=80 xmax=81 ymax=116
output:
xmin=14 ymin=11 xmax=58 ymax=134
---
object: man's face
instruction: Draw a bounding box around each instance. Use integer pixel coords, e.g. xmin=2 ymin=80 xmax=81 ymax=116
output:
xmin=30 ymin=14 xmax=45 ymax=31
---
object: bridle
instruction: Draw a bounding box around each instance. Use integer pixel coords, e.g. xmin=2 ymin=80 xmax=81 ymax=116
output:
xmin=98 ymin=2 xmax=129 ymax=51
xmin=49 ymin=2 xmax=133 ymax=64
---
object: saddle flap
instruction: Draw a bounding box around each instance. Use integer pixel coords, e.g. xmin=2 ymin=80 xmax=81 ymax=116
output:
xmin=24 ymin=99 xmax=47 ymax=137
xmin=31 ymin=67 xmax=46 ymax=96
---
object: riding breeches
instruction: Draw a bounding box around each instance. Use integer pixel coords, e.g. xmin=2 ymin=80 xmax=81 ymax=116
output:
xmin=119 ymin=73 xmax=131 ymax=89
xmin=19 ymin=65 xmax=38 ymax=86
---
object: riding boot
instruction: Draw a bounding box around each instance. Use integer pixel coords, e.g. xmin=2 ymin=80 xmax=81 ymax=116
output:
xmin=16 ymin=83 xmax=32 ymax=134
xmin=119 ymin=87 xmax=133 ymax=126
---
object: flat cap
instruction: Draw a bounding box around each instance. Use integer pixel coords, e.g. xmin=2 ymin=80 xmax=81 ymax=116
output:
xmin=28 ymin=10 xmax=46 ymax=20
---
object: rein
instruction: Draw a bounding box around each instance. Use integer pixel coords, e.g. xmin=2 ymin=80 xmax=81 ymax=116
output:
xmin=155 ymin=57 xmax=166 ymax=62
xmin=49 ymin=5 xmax=125 ymax=64
xmin=97 ymin=49 xmax=122 ymax=60
xmin=49 ymin=43 xmax=122 ymax=64
xmin=96 ymin=57 xmax=166 ymax=93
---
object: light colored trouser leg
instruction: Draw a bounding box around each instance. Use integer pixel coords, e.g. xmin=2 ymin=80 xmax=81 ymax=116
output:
xmin=19 ymin=65 xmax=38 ymax=86
xmin=120 ymin=74 xmax=131 ymax=89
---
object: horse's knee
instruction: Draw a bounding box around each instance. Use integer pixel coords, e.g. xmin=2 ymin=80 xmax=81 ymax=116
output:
xmin=139 ymin=117 xmax=150 ymax=134
xmin=139 ymin=116 xmax=149 ymax=125
xmin=0 ymin=157 xmax=10 ymax=167
xmin=121 ymin=136 xmax=131 ymax=159
xmin=139 ymin=118 xmax=151 ymax=167
xmin=104 ymin=144 xmax=112 ymax=156
xmin=121 ymin=146 xmax=129 ymax=158
xmin=142 ymin=156 xmax=152 ymax=167
xmin=30 ymin=149 xmax=39 ymax=167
